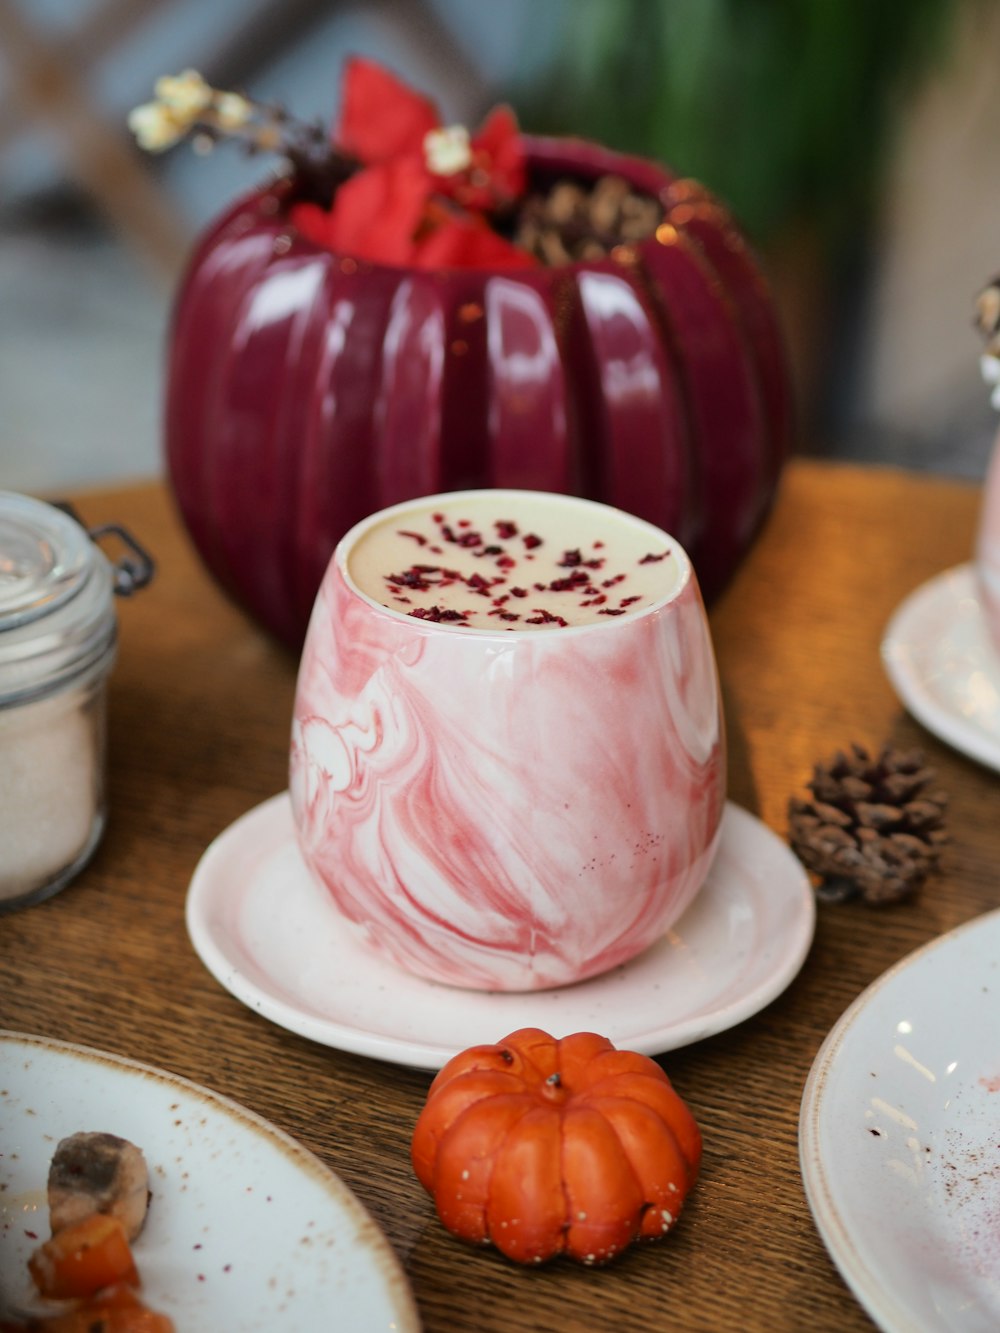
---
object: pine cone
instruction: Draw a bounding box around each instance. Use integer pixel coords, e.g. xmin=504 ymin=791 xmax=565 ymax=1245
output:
xmin=513 ymin=174 xmax=663 ymax=265
xmin=788 ymin=743 xmax=948 ymax=905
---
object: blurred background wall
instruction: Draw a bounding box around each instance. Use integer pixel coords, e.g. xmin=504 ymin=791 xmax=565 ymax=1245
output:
xmin=0 ymin=0 xmax=997 ymax=495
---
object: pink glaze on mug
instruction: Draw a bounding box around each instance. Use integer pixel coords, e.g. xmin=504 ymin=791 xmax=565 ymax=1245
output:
xmin=976 ymin=427 xmax=1000 ymax=655
xmin=289 ymin=490 xmax=725 ymax=991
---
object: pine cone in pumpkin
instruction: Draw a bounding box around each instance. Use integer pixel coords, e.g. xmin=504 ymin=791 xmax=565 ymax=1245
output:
xmin=788 ymin=743 xmax=948 ymax=904
xmin=514 ymin=174 xmax=663 ymax=265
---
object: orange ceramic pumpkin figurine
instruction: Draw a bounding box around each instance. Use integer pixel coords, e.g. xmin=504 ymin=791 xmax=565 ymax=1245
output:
xmin=411 ymin=1027 xmax=701 ymax=1265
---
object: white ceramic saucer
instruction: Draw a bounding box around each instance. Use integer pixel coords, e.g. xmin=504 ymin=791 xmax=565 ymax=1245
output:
xmin=186 ymin=794 xmax=815 ymax=1069
xmin=882 ymin=563 xmax=1000 ymax=772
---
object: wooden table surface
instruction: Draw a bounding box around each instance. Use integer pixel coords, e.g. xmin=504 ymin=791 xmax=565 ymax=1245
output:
xmin=1 ymin=459 xmax=994 ymax=1331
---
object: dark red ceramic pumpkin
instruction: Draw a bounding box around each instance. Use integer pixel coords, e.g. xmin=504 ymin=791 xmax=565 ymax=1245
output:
xmin=165 ymin=136 xmax=793 ymax=647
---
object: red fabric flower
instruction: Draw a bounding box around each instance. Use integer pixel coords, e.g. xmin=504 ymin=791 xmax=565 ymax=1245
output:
xmin=289 ymin=57 xmax=535 ymax=271
xmin=431 ymin=105 xmax=526 ymax=212
xmin=334 ymin=57 xmax=438 ymax=163
xmin=414 ymin=209 xmax=536 ymax=271
xmin=294 ymin=156 xmax=430 ymax=265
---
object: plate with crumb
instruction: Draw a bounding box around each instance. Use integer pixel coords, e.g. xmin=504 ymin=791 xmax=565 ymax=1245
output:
xmin=0 ymin=1031 xmax=419 ymax=1331
xmin=800 ymin=909 xmax=1000 ymax=1332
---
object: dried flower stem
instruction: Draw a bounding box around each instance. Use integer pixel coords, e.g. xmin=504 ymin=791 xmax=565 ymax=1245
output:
xmin=129 ymin=70 xmax=356 ymax=203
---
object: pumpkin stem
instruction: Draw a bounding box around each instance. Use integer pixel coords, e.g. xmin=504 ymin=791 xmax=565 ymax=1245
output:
xmin=541 ymin=1069 xmax=567 ymax=1103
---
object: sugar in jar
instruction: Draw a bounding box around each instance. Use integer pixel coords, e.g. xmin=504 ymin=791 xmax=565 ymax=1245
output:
xmin=0 ymin=492 xmax=152 ymax=911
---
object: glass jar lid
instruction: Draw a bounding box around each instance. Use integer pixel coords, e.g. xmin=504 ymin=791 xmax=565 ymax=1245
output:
xmin=0 ymin=491 xmax=117 ymax=707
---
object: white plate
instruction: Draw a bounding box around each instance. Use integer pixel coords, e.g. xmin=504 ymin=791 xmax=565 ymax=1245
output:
xmin=185 ymin=793 xmax=815 ymax=1069
xmin=800 ymin=909 xmax=1000 ymax=1333
xmin=882 ymin=563 xmax=1000 ymax=772
xmin=0 ymin=1031 xmax=419 ymax=1331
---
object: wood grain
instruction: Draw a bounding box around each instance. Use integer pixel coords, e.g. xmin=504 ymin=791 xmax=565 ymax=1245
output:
xmin=0 ymin=462 xmax=991 ymax=1332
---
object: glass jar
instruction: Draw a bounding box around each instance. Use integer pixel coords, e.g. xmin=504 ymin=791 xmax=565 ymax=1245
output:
xmin=0 ymin=492 xmax=153 ymax=912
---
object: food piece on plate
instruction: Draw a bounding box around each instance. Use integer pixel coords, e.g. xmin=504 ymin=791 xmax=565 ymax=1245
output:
xmin=411 ymin=1026 xmax=702 ymax=1265
xmin=13 ymin=1283 xmax=175 ymax=1332
xmin=28 ymin=1214 xmax=138 ymax=1299
xmin=7 ymin=1136 xmax=173 ymax=1333
xmin=47 ymin=1133 xmax=150 ymax=1242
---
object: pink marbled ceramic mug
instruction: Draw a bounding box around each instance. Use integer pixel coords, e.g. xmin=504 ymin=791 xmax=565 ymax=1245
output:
xmin=289 ymin=489 xmax=725 ymax=992
xmin=976 ymin=427 xmax=1000 ymax=655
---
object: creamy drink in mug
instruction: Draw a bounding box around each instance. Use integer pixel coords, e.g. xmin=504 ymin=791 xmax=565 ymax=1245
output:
xmin=290 ymin=490 xmax=725 ymax=992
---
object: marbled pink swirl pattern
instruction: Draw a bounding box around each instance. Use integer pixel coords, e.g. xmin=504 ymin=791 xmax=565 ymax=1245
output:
xmin=290 ymin=549 xmax=724 ymax=991
xmin=976 ymin=426 xmax=1000 ymax=656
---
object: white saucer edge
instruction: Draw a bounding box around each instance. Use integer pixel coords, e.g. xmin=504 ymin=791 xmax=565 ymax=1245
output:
xmin=881 ymin=563 xmax=1000 ymax=773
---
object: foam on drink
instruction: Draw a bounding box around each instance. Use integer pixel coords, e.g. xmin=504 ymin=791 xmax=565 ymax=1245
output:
xmin=346 ymin=490 xmax=682 ymax=630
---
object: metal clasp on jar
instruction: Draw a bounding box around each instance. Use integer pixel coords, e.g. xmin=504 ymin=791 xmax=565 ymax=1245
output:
xmin=54 ymin=503 xmax=156 ymax=595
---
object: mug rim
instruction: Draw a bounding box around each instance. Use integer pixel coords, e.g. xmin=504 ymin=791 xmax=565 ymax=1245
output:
xmin=333 ymin=488 xmax=694 ymax=639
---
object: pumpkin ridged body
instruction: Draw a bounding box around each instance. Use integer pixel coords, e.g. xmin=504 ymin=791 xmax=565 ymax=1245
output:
xmin=165 ymin=138 xmax=792 ymax=646
xmin=411 ymin=1027 xmax=701 ymax=1265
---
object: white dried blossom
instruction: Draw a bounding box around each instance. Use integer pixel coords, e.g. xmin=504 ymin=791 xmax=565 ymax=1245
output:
xmin=130 ymin=71 xmax=250 ymax=154
xmin=130 ymin=70 xmax=304 ymax=164
xmin=213 ymin=91 xmax=253 ymax=129
xmin=154 ymin=69 xmax=213 ymax=115
xmin=424 ymin=124 xmax=472 ymax=176
xmin=127 ymin=101 xmax=186 ymax=152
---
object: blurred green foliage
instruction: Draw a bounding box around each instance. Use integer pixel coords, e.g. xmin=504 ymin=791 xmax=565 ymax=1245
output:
xmin=518 ymin=0 xmax=960 ymax=248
